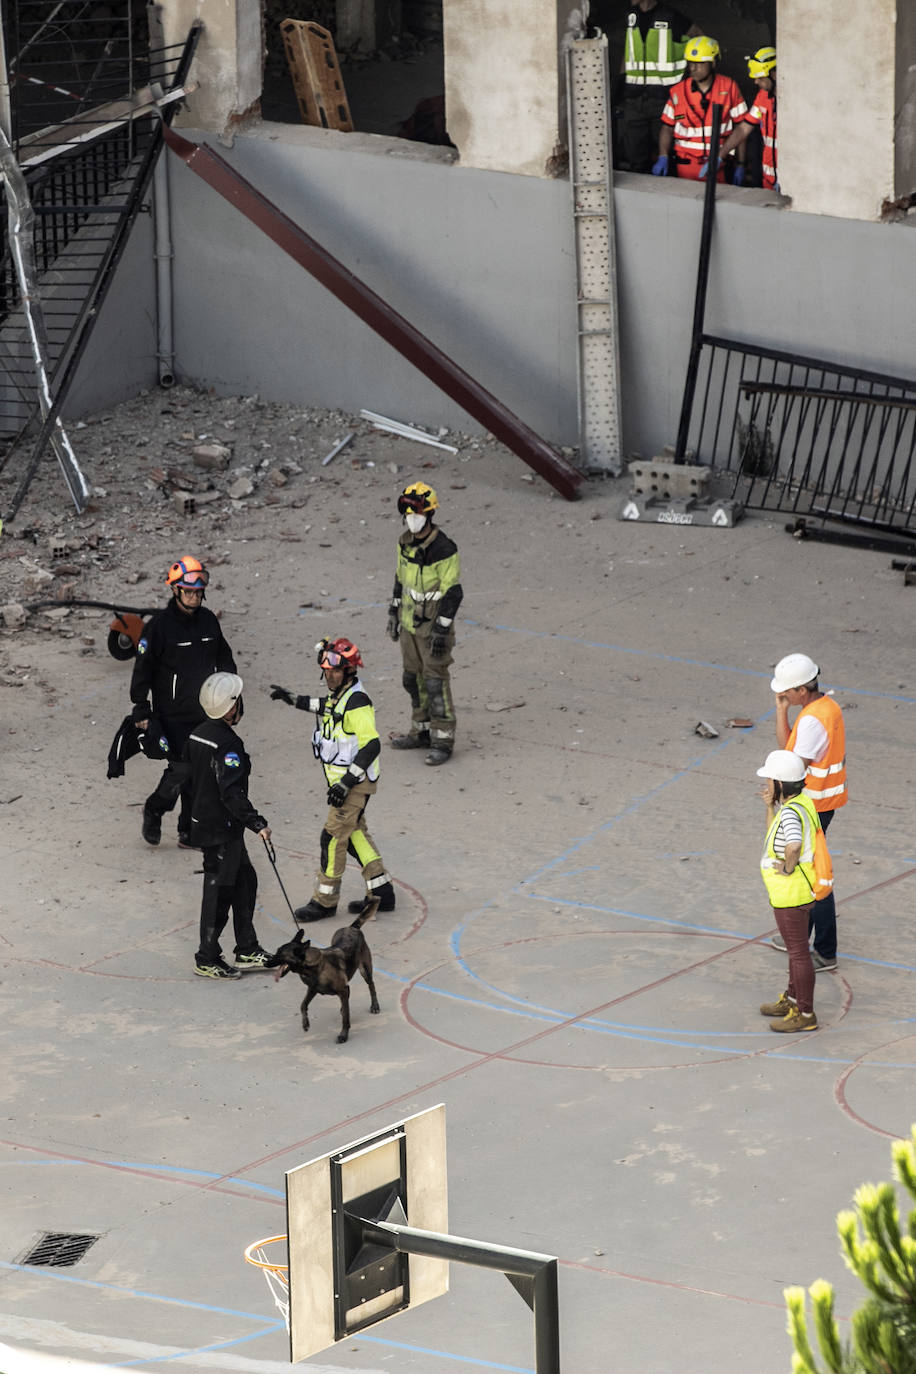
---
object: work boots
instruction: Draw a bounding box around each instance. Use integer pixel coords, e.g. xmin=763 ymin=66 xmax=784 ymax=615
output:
xmin=294 ymin=899 xmax=337 ymax=923
xmin=769 ymin=1007 xmax=818 ymax=1033
xmin=347 ymin=881 xmax=396 ymax=915
xmin=141 ymin=801 xmax=162 ymax=846
xmin=759 ymin=991 xmax=794 ymax=1018
xmin=390 ymin=731 xmax=430 ymax=750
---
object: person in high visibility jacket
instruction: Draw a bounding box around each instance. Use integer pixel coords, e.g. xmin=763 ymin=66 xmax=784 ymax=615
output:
xmin=742 ymin=46 xmax=778 ymax=189
xmin=387 ymin=482 xmax=463 ymax=766
xmin=756 ymin=751 xmax=820 ymax=1033
xmin=768 ymin=653 xmax=847 ymax=971
xmin=269 ymin=638 xmax=395 ymax=922
xmin=654 ymin=35 xmax=748 ymax=182
xmin=588 ymin=0 xmax=699 ymax=173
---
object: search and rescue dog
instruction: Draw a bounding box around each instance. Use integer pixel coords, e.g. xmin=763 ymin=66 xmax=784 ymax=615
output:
xmin=269 ymin=899 xmax=380 ymax=1044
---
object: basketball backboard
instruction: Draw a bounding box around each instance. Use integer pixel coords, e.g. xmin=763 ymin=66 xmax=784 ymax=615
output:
xmin=285 ymin=1102 xmax=448 ymax=1363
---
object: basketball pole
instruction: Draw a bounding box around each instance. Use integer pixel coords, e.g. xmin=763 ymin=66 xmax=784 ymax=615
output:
xmin=357 ymin=1219 xmax=561 ymax=1374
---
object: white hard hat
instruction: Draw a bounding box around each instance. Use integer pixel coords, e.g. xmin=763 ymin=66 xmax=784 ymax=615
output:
xmin=200 ymin=672 xmax=243 ymax=719
xmin=756 ymin=749 xmax=807 ymax=783
xmin=770 ymin=653 xmax=819 ymax=693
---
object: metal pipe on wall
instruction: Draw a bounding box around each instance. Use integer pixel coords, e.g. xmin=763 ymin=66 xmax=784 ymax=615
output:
xmin=153 ymin=149 xmax=175 ymax=387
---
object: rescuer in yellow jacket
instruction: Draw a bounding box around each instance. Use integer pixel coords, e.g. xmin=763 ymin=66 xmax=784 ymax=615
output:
xmin=269 ymin=638 xmax=394 ymax=922
xmin=756 ymin=750 xmax=821 ymax=1034
xmin=387 ymin=482 xmax=463 ymax=767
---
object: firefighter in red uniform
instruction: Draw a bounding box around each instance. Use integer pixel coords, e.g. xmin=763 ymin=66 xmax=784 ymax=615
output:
xmin=743 ymin=47 xmax=778 ymax=190
xmin=653 ymin=35 xmax=747 ymax=182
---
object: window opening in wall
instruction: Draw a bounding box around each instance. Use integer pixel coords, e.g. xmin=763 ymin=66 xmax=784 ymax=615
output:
xmin=262 ymin=0 xmax=451 ymax=148
xmin=586 ymin=0 xmax=774 ymax=185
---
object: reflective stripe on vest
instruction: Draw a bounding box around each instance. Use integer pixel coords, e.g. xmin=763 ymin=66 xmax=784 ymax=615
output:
xmin=625 ymin=17 xmax=688 ymax=87
xmin=760 ymin=793 xmax=817 ymax=908
xmin=311 ymin=680 xmax=380 ymax=782
xmin=787 ymin=696 xmax=847 ymax=811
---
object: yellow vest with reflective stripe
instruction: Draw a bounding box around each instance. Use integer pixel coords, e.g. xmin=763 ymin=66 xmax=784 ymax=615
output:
xmin=625 ymin=16 xmax=689 ymax=87
xmin=760 ymin=793 xmax=818 ymax=908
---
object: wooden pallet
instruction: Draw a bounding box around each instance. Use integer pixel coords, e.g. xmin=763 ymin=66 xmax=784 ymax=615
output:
xmin=280 ymin=20 xmax=353 ymax=132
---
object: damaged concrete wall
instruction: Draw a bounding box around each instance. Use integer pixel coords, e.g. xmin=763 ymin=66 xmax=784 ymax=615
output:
xmin=779 ymin=0 xmax=896 ymax=220
xmin=156 ymin=123 xmax=579 ymax=444
xmin=441 ymin=0 xmax=562 ymax=176
xmin=895 ymin=0 xmax=916 ymax=198
xmin=160 ymin=0 xmax=263 ymax=133
xmin=63 ymin=134 xmax=916 ymax=462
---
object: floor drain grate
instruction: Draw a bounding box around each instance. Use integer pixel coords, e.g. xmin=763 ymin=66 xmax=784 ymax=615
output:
xmin=20 ymin=1232 xmax=99 ymax=1267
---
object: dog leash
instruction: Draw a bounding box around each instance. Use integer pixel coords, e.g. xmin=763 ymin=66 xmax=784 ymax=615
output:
xmin=261 ymin=835 xmax=300 ymax=931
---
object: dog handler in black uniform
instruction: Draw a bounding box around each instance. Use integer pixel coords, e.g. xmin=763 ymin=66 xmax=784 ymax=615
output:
xmin=130 ymin=555 xmax=236 ymax=847
xmin=185 ymin=673 xmax=273 ymax=979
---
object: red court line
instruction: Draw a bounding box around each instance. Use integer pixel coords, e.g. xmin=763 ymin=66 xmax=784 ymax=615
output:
xmin=0 ymin=1137 xmax=283 ymax=1204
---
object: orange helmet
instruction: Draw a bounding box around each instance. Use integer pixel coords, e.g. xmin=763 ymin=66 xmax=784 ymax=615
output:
xmin=166 ymin=555 xmax=209 ymax=590
xmin=316 ymin=637 xmax=363 ymax=672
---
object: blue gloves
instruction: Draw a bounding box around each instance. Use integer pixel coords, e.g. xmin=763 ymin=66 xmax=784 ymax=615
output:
xmin=698 ymin=157 xmax=723 ymax=180
xmin=732 ymin=165 xmax=746 ymax=187
xmin=651 ymin=155 xmax=669 ymax=177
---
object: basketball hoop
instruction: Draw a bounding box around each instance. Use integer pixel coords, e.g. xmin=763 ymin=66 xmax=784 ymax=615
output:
xmin=244 ymin=1234 xmax=290 ymax=1331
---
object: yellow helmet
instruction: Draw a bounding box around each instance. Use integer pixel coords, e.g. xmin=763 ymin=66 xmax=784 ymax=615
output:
xmin=747 ymin=46 xmax=777 ymax=79
xmin=684 ymin=35 xmax=720 ymax=64
xmin=397 ymin=481 xmax=438 ymax=516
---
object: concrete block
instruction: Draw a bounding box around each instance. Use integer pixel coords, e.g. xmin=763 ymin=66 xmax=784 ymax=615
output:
xmin=627 ymin=459 xmax=710 ymax=500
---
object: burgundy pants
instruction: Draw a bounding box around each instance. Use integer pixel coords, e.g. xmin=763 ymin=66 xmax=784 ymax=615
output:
xmin=772 ymin=903 xmax=815 ymax=1014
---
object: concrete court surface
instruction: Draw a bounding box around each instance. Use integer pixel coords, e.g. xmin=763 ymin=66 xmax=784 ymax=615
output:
xmin=1 ymin=459 xmax=915 ymax=1374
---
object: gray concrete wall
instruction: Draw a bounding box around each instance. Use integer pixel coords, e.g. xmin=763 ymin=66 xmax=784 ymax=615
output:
xmin=65 ymin=131 xmax=916 ymax=463
xmin=161 ymin=123 xmax=580 ymax=444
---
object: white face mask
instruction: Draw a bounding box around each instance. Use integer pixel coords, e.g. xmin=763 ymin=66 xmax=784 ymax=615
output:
xmin=405 ymin=513 xmax=428 ymax=534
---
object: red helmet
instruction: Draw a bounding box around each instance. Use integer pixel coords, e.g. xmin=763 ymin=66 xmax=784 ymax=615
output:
xmin=166 ymin=555 xmax=209 ymax=590
xmin=316 ymin=637 xmax=363 ymax=672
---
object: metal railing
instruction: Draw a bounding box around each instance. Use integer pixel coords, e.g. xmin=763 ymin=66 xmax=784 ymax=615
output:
xmin=686 ymin=334 xmax=916 ymax=536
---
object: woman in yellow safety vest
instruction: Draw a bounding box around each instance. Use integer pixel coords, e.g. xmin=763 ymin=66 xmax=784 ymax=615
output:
xmin=755 ymin=750 xmax=820 ymax=1033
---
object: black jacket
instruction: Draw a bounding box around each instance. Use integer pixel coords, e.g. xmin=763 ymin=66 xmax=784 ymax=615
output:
xmin=129 ymin=599 xmax=235 ymax=726
xmin=185 ymin=718 xmax=267 ymax=849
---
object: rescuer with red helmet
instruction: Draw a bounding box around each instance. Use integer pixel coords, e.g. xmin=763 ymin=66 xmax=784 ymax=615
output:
xmin=269 ymin=637 xmax=395 ymax=922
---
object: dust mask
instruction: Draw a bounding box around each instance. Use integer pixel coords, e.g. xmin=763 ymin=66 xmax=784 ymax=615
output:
xmin=405 ymin=513 xmax=427 ymax=534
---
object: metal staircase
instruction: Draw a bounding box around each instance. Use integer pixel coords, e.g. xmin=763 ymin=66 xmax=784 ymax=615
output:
xmin=0 ymin=4 xmax=199 ymax=516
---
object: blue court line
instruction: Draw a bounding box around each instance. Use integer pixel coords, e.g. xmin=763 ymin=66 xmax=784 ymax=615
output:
xmin=0 ymin=1159 xmax=284 ymax=1197
xmin=0 ymin=1261 xmax=272 ymax=1321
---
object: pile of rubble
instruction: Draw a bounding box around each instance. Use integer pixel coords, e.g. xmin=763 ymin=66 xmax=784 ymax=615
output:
xmin=0 ymin=384 xmax=488 ymax=651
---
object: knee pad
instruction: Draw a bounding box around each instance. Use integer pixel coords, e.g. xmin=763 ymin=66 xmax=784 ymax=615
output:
xmin=425 ymin=675 xmax=446 ymax=719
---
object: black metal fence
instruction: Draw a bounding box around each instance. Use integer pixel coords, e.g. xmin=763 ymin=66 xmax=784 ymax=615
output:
xmin=687 ymin=334 xmax=916 ymax=536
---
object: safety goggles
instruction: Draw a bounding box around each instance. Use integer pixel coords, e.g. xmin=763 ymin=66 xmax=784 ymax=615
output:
xmin=320 ymin=649 xmax=347 ymax=668
xmin=397 ymin=492 xmax=428 ymax=515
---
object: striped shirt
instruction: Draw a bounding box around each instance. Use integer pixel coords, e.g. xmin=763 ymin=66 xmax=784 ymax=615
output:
xmin=771 ymin=804 xmax=803 ymax=858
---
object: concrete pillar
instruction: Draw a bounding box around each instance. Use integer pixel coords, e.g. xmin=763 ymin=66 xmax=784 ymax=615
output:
xmin=778 ymin=0 xmax=895 ymax=220
xmin=896 ymin=0 xmax=916 ymax=196
xmin=159 ymin=0 xmax=262 ymax=134
xmin=444 ymin=0 xmax=563 ymax=176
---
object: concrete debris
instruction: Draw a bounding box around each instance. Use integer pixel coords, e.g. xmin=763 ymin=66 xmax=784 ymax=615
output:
xmin=172 ymin=491 xmax=196 ymax=515
xmin=727 ymin=717 xmax=754 ymax=729
xmin=228 ymin=476 xmax=255 ymax=500
xmin=485 ymin=700 xmax=526 ymax=713
xmin=694 ymin=720 xmax=719 ymax=739
xmin=269 ymin=469 xmax=289 ymax=487
xmin=1 ymin=603 xmax=27 ymax=629
xmin=192 ymin=443 xmax=232 ymax=469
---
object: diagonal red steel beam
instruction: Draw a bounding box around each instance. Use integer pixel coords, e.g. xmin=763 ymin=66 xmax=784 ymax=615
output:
xmin=163 ymin=125 xmax=582 ymax=501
